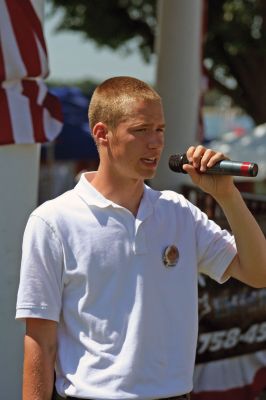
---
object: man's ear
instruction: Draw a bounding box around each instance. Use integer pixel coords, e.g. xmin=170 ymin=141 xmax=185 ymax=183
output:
xmin=92 ymin=122 xmax=109 ymax=146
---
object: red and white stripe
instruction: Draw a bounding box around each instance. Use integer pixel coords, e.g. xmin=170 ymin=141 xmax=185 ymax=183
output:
xmin=192 ymin=351 xmax=266 ymax=399
xmin=0 ymin=0 xmax=63 ymax=145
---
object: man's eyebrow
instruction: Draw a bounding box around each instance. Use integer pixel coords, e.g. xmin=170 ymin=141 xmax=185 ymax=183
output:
xmin=129 ymin=122 xmax=166 ymax=128
xmin=130 ymin=123 xmax=151 ymax=127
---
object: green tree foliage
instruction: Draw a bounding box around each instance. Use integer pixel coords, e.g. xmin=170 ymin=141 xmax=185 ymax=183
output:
xmin=206 ymin=0 xmax=266 ymax=124
xmin=47 ymin=0 xmax=157 ymax=62
xmin=48 ymin=0 xmax=266 ymax=124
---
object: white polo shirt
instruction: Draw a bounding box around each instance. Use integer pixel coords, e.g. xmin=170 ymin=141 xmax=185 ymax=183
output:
xmin=16 ymin=172 xmax=236 ymax=399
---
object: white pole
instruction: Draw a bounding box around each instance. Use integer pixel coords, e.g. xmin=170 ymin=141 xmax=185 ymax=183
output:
xmin=152 ymin=0 xmax=203 ymax=191
xmin=0 ymin=144 xmax=40 ymax=400
xmin=0 ymin=3 xmax=45 ymax=399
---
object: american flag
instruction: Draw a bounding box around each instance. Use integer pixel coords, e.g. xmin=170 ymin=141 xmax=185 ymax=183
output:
xmin=0 ymin=0 xmax=63 ymax=145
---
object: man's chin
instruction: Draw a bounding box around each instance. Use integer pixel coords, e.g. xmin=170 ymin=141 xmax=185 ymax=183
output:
xmin=142 ymin=170 xmax=157 ymax=180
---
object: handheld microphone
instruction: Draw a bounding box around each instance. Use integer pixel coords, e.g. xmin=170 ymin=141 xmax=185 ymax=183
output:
xmin=168 ymin=154 xmax=258 ymax=177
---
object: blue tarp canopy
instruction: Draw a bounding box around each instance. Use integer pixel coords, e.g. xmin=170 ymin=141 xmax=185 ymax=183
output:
xmin=48 ymin=87 xmax=98 ymax=161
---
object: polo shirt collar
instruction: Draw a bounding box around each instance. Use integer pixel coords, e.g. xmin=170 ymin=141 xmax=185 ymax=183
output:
xmin=74 ymin=171 xmax=157 ymax=220
xmin=136 ymin=184 xmax=155 ymax=221
xmin=74 ymin=172 xmax=114 ymax=208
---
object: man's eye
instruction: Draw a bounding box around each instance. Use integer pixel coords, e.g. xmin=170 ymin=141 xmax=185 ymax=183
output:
xmin=135 ymin=128 xmax=146 ymax=132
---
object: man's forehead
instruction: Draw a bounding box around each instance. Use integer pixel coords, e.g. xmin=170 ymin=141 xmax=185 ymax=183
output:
xmin=118 ymin=104 xmax=165 ymax=128
xmin=122 ymin=98 xmax=163 ymax=114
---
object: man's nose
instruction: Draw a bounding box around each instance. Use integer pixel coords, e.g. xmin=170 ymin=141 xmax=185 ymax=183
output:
xmin=147 ymin=132 xmax=164 ymax=149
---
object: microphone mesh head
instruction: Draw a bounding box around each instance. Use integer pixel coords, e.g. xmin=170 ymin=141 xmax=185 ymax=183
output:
xmin=169 ymin=154 xmax=185 ymax=173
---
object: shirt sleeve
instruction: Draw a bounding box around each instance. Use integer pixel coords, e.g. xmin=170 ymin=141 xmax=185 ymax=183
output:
xmin=16 ymin=214 xmax=64 ymax=321
xmin=188 ymin=200 xmax=237 ymax=283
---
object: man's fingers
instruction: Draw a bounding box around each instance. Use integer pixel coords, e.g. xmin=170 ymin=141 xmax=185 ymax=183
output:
xmin=186 ymin=146 xmax=227 ymax=172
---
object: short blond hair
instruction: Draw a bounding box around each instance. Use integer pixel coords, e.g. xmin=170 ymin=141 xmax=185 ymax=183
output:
xmin=88 ymin=76 xmax=161 ymax=131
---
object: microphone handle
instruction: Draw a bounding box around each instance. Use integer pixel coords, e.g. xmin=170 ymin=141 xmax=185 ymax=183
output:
xmin=169 ymin=154 xmax=258 ymax=177
xmin=202 ymin=160 xmax=258 ymax=177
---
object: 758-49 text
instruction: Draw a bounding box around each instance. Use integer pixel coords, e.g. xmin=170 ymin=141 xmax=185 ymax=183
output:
xmin=198 ymin=322 xmax=266 ymax=354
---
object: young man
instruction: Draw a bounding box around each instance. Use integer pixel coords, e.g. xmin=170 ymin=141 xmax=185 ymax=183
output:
xmin=16 ymin=76 xmax=266 ymax=400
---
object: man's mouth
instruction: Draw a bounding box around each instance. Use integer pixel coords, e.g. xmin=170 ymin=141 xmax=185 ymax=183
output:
xmin=141 ymin=157 xmax=158 ymax=166
xmin=143 ymin=157 xmax=156 ymax=163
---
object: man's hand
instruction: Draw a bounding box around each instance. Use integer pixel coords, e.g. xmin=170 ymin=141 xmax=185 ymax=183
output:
xmin=182 ymin=145 xmax=235 ymax=200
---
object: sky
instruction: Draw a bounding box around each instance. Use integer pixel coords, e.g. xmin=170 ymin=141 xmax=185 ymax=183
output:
xmin=44 ymin=5 xmax=156 ymax=85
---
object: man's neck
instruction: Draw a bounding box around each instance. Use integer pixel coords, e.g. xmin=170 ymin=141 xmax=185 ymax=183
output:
xmin=89 ymin=169 xmax=145 ymax=217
